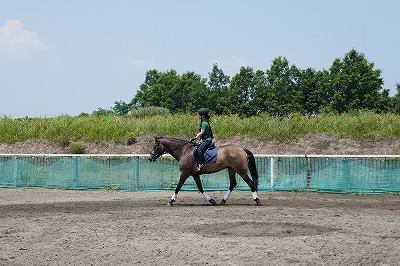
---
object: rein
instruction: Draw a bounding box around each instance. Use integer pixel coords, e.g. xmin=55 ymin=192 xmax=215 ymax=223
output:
xmin=150 ymin=137 xmax=199 ymax=162
xmin=163 ymin=139 xmax=196 ymax=153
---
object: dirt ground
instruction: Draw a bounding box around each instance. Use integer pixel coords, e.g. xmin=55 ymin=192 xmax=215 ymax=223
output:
xmin=0 ymin=189 xmax=399 ymax=266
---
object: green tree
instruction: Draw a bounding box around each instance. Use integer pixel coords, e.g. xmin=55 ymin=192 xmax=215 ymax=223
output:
xmin=92 ymin=107 xmax=115 ymax=116
xmin=262 ymin=57 xmax=302 ymax=116
xmin=132 ymin=69 xmax=208 ymax=114
xmin=129 ymin=49 xmax=391 ymax=117
xmin=132 ymin=69 xmax=181 ymax=112
xmin=376 ymin=88 xmax=391 ymax=113
xmin=177 ymin=71 xmax=208 ymax=113
xmin=207 ymin=64 xmax=230 ymax=115
xmin=297 ymin=68 xmax=329 ymax=115
xmin=252 ymin=70 xmax=268 ymax=114
xmin=132 ymin=69 xmax=163 ymax=107
xmin=154 ymin=69 xmax=181 ymax=113
xmin=327 ymin=49 xmax=384 ymax=113
xmin=224 ymin=66 xmax=255 ymax=116
xmin=112 ymin=100 xmax=132 ymax=115
xmin=391 ymin=83 xmax=400 ymax=114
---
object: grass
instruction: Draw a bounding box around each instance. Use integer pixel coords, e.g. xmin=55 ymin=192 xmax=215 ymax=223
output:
xmin=1 ymin=112 xmax=400 ymax=145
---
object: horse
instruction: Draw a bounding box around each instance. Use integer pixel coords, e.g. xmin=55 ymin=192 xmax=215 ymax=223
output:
xmin=149 ymin=137 xmax=261 ymax=206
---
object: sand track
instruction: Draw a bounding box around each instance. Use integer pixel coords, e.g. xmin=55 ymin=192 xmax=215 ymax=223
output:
xmin=1 ymin=189 xmax=400 ymax=265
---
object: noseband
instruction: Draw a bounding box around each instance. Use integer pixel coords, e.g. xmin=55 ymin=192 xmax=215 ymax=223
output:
xmin=149 ymin=141 xmax=164 ymax=162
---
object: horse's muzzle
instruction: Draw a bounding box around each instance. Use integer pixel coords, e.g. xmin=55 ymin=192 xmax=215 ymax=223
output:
xmin=149 ymin=153 xmax=157 ymax=162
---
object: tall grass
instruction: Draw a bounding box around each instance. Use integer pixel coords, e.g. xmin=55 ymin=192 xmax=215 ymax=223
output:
xmin=1 ymin=112 xmax=400 ymax=144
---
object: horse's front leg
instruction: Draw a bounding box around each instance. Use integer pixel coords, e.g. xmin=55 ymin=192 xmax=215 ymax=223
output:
xmin=168 ymin=172 xmax=189 ymax=206
xmin=192 ymin=175 xmax=217 ymax=205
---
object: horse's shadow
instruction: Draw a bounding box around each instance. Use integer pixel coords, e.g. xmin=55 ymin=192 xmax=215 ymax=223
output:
xmin=162 ymin=202 xmax=261 ymax=207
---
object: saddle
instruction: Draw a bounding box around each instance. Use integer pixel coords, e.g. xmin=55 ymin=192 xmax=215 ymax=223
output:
xmin=192 ymin=143 xmax=218 ymax=164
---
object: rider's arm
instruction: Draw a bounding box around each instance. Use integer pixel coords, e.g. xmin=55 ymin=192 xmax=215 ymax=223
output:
xmin=195 ymin=129 xmax=204 ymax=139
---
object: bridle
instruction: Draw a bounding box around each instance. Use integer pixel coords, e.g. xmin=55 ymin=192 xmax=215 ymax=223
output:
xmin=149 ymin=140 xmax=164 ymax=162
xmin=149 ymin=138 xmax=196 ymax=162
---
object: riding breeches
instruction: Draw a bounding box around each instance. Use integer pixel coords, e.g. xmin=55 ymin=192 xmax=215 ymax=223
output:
xmin=197 ymin=141 xmax=212 ymax=164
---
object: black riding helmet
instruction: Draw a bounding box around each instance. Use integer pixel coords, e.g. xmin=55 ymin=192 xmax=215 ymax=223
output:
xmin=197 ymin=108 xmax=208 ymax=116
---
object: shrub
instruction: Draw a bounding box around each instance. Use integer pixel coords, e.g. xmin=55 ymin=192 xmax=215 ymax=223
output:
xmin=126 ymin=133 xmax=137 ymax=146
xmin=69 ymin=142 xmax=85 ymax=154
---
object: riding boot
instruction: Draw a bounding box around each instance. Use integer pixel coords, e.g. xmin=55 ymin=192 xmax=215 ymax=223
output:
xmin=197 ymin=151 xmax=205 ymax=171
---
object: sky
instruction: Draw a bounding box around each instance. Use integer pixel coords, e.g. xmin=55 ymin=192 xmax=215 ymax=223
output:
xmin=1 ymin=0 xmax=399 ymax=118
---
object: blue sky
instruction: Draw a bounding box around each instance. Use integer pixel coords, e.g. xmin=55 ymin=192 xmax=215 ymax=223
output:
xmin=1 ymin=1 xmax=399 ymax=118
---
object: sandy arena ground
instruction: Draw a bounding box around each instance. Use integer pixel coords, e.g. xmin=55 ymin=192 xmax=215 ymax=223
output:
xmin=0 ymin=188 xmax=399 ymax=266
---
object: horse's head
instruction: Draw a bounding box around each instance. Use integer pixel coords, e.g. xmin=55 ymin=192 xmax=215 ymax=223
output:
xmin=149 ymin=136 xmax=166 ymax=162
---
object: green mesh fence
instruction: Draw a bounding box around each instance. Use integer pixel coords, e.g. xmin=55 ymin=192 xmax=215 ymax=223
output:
xmin=0 ymin=155 xmax=399 ymax=194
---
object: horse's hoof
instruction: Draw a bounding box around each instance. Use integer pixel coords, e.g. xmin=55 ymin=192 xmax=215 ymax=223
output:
xmin=209 ymin=199 xmax=217 ymax=206
xmin=220 ymin=199 xmax=226 ymax=205
xmin=254 ymin=198 xmax=261 ymax=205
xmin=167 ymin=199 xmax=175 ymax=206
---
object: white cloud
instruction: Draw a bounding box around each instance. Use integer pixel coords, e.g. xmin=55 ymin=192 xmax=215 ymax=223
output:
xmin=0 ymin=19 xmax=48 ymax=60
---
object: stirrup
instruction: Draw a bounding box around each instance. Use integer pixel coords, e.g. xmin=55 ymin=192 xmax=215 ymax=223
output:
xmin=196 ymin=164 xmax=204 ymax=171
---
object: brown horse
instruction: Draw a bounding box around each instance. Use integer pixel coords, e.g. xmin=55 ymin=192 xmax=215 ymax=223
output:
xmin=149 ymin=137 xmax=261 ymax=206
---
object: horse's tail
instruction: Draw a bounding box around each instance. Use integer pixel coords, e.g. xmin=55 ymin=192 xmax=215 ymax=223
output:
xmin=244 ymin=148 xmax=258 ymax=191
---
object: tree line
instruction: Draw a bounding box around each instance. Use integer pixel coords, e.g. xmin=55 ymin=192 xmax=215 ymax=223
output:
xmin=106 ymin=49 xmax=400 ymax=117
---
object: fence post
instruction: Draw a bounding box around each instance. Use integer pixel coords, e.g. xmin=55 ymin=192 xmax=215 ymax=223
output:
xmin=270 ymin=157 xmax=275 ymax=190
xmin=307 ymin=157 xmax=311 ymax=190
xmin=72 ymin=157 xmax=78 ymax=189
xmin=134 ymin=158 xmax=139 ymax=191
xmin=12 ymin=156 xmax=18 ymax=188
xmin=343 ymin=159 xmax=350 ymax=193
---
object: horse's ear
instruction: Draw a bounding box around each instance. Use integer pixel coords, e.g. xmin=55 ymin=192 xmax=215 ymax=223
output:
xmin=154 ymin=136 xmax=162 ymax=142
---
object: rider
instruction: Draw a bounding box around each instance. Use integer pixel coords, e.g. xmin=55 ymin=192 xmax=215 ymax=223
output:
xmin=193 ymin=108 xmax=213 ymax=171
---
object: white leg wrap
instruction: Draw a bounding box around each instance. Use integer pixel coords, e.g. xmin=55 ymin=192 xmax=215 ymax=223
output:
xmin=223 ymin=190 xmax=232 ymax=201
xmin=252 ymin=191 xmax=258 ymax=200
xmin=202 ymin=192 xmax=212 ymax=201
xmin=171 ymin=193 xmax=177 ymax=201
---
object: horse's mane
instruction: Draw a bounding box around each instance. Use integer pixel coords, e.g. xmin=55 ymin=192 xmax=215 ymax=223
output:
xmin=158 ymin=137 xmax=194 ymax=147
xmin=157 ymin=137 xmax=196 ymax=154
xmin=161 ymin=137 xmax=190 ymax=143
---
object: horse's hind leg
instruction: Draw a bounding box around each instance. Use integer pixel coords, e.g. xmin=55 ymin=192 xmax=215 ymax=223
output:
xmin=220 ymin=167 xmax=237 ymax=205
xmin=238 ymin=171 xmax=261 ymax=205
xmin=192 ymin=175 xmax=216 ymax=205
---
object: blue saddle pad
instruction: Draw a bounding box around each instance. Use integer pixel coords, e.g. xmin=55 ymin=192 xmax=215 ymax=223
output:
xmin=192 ymin=147 xmax=219 ymax=164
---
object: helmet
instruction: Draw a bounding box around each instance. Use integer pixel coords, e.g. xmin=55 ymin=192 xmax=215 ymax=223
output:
xmin=197 ymin=108 xmax=208 ymax=116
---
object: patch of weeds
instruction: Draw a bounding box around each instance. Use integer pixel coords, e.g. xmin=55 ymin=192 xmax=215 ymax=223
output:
xmin=167 ymin=181 xmax=177 ymax=189
xmin=101 ymin=182 xmax=121 ymax=191
xmin=69 ymin=142 xmax=85 ymax=154
xmin=126 ymin=133 xmax=137 ymax=146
